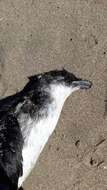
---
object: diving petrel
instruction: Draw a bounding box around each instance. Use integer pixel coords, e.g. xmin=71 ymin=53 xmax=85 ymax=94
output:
xmin=0 ymin=69 xmax=92 ymax=189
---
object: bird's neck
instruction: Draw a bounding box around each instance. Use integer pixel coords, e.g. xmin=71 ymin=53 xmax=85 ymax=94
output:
xmin=50 ymin=84 xmax=72 ymax=108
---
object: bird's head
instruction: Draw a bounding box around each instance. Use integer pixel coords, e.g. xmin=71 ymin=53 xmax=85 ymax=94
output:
xmin=28 ymin=69 xmax=92 ymax=102
xmin=44 ymin=69 xmax=92 ymax=101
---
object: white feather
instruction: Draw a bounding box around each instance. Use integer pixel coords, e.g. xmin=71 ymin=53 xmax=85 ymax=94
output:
xmin=18 ymin=84 xmax=79 ymax=187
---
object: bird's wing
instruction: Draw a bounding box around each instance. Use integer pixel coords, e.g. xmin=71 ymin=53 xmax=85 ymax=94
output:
xmin=0 ymin=114 xmax=24 ymax=189
xmin=0 ymin=184 xmax=10 ymax=190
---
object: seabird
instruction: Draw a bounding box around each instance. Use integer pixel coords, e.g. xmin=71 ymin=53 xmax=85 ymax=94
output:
xmin=0 ymin=69 xmax=92 ymax=189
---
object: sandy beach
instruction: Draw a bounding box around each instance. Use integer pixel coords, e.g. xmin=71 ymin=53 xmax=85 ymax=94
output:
xmin=0 ymin=0 xmax=107 ymax=189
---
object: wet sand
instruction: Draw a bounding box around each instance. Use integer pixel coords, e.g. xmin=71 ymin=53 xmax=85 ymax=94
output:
xmin=0 ymin=0 xmax=107 ymax=189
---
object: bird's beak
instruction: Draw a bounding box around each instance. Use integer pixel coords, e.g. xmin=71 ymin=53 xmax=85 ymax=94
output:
xmin=72 ymin=80 xmax=92 ymax=90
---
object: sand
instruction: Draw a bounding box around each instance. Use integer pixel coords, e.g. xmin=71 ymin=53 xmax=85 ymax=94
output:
xmin=0 ymin=0 xmax=107 ymax=189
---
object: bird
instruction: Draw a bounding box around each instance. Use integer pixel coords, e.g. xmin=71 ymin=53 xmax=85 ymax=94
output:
xmin=0 ymin=69 xmax=92 ymax=190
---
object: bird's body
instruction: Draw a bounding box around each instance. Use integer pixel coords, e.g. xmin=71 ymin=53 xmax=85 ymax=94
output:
xmin=18 ymin=84 xmax=72 ymax=187
xmin=0 ymin=69 xmax=92 ymax=189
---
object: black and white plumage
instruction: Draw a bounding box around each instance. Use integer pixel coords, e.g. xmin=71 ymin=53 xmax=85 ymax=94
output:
xmin=0 ymin=69 xmax=92 ymax=189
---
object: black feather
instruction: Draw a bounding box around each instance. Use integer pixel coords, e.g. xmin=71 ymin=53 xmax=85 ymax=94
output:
xmin=0 ymin=114 xmax=23 ymax=189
